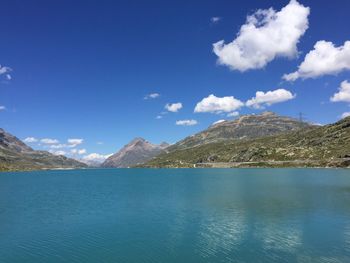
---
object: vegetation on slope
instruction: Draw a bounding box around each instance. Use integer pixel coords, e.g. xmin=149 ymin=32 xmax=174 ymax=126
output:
xmin=142 ymin=117 xmax=350 ymax=168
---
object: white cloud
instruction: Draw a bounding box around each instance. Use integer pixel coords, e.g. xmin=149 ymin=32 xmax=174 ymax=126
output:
xmin=213 ymin=0 xmax=309 ymax=72
xmin=78 ymin=149 xmax=87 ymax=154
xmin=212 ymin=119 xmax=226 ymax=125
xmin=40 ymin=138 xmax=83 ymax=149
xmin=227 ymin=111 xmax=239 ymax=117
xmin=246 ymin=89 xmax=295 ymax=109
xmin=341 ymin=112 xmax=350 ymax=119
xmin=82 ymin=153 xmax=113 ymax=164
xmin=211 ymin=17 xmax=221 ymax=24
xmin=41 ymin=138 xmax=59 ymax=145
xmin=97 ymin=141 xmax=103 ymax=145
xmin=165 ymin=102 xmax=183 ymax=112
xmin=284 ymin=41 xmax=350 ymax=81
xmin=144 ymin=93 xmax=160 ymax=99
xmin=50 ymin=150 xmax=66 ymax=156
xmin=23 ymin=137 xmax=38 ymax=143
xmin=156 ymin=115 xmax=162 ymax=119
xmin=71 ymin=148 xmax=87 ymax=155
xmin=0 ymin=65 xmax=12 ymax=79
xmin=50 ymin=144 xmax=67 ymax=149
xmin=0 ymin=106 xmax=6 ymax=111
xmin=67 ymin=138 xmax=83 ymax=147
xmin=330 ymin=80 xmax=350 ymax=103
xmin=194 ymin=94 xmax=244 ymax=113
xmin=176 ymin=119 xmax=198 ymax=126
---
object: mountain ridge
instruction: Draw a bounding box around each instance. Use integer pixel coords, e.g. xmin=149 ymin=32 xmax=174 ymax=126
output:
xmin=0 ymin=128 xmax=87 ymax=171
xmin=168 ymin=111 xmax=313 ymax=151
xmin=101 ymin=138 xmax=169 ymax=168
xmin=141 ymin=116 xmax=350 ymax=168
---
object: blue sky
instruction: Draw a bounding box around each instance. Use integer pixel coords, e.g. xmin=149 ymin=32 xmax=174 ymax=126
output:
xmin=1 ymin=0 xmax=350 ymax=163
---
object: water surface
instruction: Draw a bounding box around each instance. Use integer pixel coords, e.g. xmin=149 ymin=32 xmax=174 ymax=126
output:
xmin=1 ymin=168 xmax=350 ymax=262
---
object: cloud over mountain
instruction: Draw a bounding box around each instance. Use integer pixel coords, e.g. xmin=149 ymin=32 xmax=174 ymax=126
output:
xmin=82 ymin=153 xmax=113 ymax=165
xmin=213 ymin=0 xmax=309 ymax=71
xmin=41 ymin=138 xmax=59 ymax=145
xmin=195 ymin=94 xmax=243 ymax=113
xmin=331 ymin=80 xmax=350 ymax=103
xmin=246 ymin=89 xmax=296 ymax=109
xmin=176 ymin=120 xmax=198 ymax=126
xmin=284 ymin=41 xmax=350 ymax=81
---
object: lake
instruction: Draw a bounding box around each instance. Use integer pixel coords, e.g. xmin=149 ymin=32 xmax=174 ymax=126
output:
xmin=0 ymin=168 xmax=350 ymax=262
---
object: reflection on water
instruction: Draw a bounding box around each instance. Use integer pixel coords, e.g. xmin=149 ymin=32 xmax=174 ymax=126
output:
xmin=0 ymin=168 xmax=350 ymax=262
xmin=257 ymin=220 xmax=302 ymax=253
xmin=196 ymin=210 xmax=247 ymax=259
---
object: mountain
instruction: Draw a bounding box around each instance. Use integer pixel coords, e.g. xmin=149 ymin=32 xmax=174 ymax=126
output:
xmin=0 ymin=128 xmax=87 ymax=171
xmin=101 ymin=138 xmax=169 ymax=168
xmin=168 ymin=111 xmax=313 ymax=151
xmin=141 ymin=116 xmax=350 ymax=168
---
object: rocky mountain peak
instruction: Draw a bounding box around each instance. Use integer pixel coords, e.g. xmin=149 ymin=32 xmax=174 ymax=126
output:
xmin=101 ymin=137 xmax=169 ymax=168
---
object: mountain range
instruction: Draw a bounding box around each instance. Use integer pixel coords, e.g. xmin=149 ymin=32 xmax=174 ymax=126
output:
xmin=142 ymin=114 xmax=350 ymax=168
xmin=1 ymin=112 xmax=349 ymax=171
xmin=0 ymin=128 xmax=87 ymax=171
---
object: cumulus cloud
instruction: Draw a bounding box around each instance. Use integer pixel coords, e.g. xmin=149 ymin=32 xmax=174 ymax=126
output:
xmin=144 ymin=93 xmax=160 ymax=99
xmin=212 ymin=119 xmax=226 ymax=125
xmin=246 ymin=89 xmax=295 ymax=109
xmin=39 ymin=138 xmax=84 ymax=149
xmin=213 ymin=0 xmax=309 ymax=72
xmin=176 ymin=119 xmax=198 ymax=126
xmin=41 ymin=138 xmax=59 ymax=145
xmin=82 ymin=153 xmax=113 ymax=164
xmin=284 ymin=41 xmax=350 ymax=81
xmin=341 ymin=112 xmax=350 ymax=119
xmin=194 ymin=94 xmax=244 ymax=113
xmin=330 ymin=80 xmax=350 ymax=103
xmin=0 ymin=106 xmax=6 ymax=111
xmin=165 ymin=102 xmax=183 ymax=112
xmin=227 ymin=111 xmax=239 ymax=117
xmin=67 ymin=138 xmax=83 ymax=147
xmin=24 ymin=137 xmax=38 ymax=143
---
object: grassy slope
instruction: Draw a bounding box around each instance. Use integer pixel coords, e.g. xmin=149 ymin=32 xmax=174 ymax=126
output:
xmin=142 ymin=117 xmax=350 ymax=168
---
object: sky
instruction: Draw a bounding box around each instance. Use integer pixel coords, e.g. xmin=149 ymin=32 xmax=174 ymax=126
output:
xmin=1 ymin=0 xmax=350 ymax=163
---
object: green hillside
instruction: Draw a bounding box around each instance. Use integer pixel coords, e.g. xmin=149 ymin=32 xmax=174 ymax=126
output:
xmin=142 ymin=116 xmax=350 ymax=168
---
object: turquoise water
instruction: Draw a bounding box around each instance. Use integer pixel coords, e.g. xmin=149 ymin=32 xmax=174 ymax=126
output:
xmin=0 ymin=169 xmax=350 ymax=262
